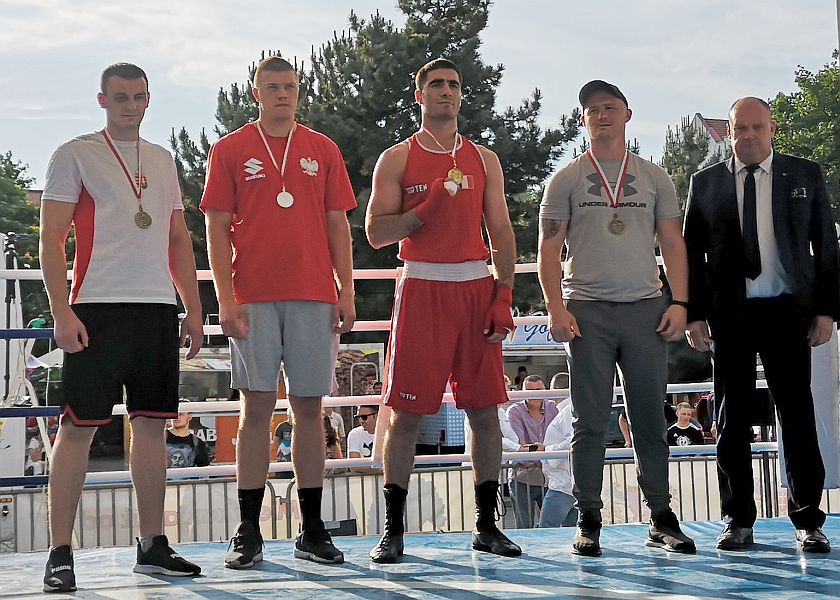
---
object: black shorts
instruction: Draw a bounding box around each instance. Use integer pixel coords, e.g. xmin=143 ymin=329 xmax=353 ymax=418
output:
xmin=54 ymin=303 xmax=180 ymax=426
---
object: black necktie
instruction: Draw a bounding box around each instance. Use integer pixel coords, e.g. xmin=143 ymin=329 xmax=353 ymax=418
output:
xmin=742 ymin=164 xmax=761 ymax=280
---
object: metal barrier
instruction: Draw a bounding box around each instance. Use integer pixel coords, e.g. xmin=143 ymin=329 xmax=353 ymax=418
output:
xmin=4 ymin=450 xmax=840 ymax=553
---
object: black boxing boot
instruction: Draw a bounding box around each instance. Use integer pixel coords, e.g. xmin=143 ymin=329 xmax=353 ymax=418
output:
xmin=472 ymin=480 xmax=521 ymax=556
xmin=369 ymin=484 xmax=407 ymax=563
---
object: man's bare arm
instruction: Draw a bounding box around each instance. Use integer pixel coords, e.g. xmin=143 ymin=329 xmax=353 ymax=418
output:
xmin=205 ymin=209 xmax=248 ymax=338
xmin=169 ymin=210 xmax=203 ymax=358
xmin=39 ymin=200 xmax=88 ymax=352
xmin=365 ymin=144 xmax=421 ymax=249
xmin=480 ymin=148 xmax=516 ymax=289
xmin=537 ymin=217 xmax=579 ymax=341
xmin=326 ymin=210 xmax=356 ymax=333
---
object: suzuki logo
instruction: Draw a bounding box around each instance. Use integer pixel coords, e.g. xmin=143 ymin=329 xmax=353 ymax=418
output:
xmin=243 ymin=158 xmax=264 ymax=175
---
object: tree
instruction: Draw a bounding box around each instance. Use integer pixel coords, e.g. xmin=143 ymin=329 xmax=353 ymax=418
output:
xmin=660 ymin=117 xmax=725 ymax=208
xmin=0 ymin=152 xmax=38 ymax=254
xmin=171 ymin=0 xmax=580 ymax=325
xmin=771 ymin=51 xmax=840 ymax=219
xmin=0 ymin=151 xmax=49 ymax=321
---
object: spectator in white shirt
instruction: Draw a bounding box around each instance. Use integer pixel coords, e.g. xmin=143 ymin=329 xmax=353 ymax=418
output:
xmin=539 ymin=393 xmax=577 ymax=527
xmin=347 ymin=405 xmax=380 ymax=474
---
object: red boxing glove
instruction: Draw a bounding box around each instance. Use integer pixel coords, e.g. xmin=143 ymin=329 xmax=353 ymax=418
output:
xmin=414 ymin=178 xmax=451 ymax=223
xmin=483 ymin=282 xmax=514 ymax=337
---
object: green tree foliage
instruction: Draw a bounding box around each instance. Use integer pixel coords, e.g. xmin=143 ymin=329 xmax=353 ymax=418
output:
xmin=771 ymin=51 xmax=840 ymax=218
xmin=658 ymin=120 xmax=724 ymax=382
xmin=171 ymin=0 xmax=580 ymax=324
xmin=0 ymin=151 xmax=50 ymax=321
xmin=0 ymin=152 xmax=38 ymax=256
xmin=660 ymin=117 xmax=726 ymax=209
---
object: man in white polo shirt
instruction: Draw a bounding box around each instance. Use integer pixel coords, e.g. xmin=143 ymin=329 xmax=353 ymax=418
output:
xmin=39 ymin=63 xmax=203 ymax=593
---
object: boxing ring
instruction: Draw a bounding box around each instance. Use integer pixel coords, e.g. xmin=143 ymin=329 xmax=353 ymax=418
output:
xmin=2 ymin=517 xmax=839 ymax=598
xmin=2 ymin=265 xmax=840 ymax=598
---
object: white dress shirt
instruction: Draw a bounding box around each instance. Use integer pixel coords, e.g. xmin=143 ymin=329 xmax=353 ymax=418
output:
xmin=731 ymin=150 xmax=791 ymax=298
xmin=541 ymin=400 xmax=573 ymax=495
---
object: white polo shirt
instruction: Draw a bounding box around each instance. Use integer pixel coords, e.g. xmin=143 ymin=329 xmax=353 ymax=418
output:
xmin=42 ymin=132 xmax=183 ymax=304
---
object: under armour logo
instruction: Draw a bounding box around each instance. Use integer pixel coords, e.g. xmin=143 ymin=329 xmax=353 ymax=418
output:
xmin=586 ymin=173 xmax=637 ymax=197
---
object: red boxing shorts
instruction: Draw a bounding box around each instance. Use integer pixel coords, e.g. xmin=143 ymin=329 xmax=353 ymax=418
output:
xmin=382 ymin=261 xmax=509 ymax=415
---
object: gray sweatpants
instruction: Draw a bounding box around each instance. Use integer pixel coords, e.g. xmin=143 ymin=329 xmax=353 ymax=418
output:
xmin=566 ymin=297 xmax=671 ymax=518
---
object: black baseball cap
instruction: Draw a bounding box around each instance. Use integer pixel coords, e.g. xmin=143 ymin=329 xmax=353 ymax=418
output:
xmin=579 ymin=80 xmax=628 ymax=108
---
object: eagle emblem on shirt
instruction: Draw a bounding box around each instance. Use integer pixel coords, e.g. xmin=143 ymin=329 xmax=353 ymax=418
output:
xmin=300 ymin=157 xmax=319 ymax=177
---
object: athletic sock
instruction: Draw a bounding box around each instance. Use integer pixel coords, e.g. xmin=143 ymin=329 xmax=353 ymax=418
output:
xmin=298 ymin=487 xmax=324 ymax=531
xmin=238 ymin=487 xmax=266 ymax=527
xmin=139 ymin=535 xmax=159 ymax=552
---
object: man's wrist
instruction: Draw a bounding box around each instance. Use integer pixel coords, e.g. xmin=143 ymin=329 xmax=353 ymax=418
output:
xmin=670 ymin=299 xmax=689 ymax=309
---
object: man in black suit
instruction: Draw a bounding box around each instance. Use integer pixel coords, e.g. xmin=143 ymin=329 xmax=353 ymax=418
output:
xmin=684 ymin=96 xmax=838 ymax=553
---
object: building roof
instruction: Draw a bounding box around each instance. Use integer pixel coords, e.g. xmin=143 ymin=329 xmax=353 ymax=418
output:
xmin=695 ymin=115 xmax=729 ymax=143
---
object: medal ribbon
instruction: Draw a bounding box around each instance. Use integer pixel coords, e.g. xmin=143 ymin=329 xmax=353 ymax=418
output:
xmin=101 ymin=129 xmax=142 ymax=201
xmin=586 ymin=149 xmax=630 ymax=208
xmin=421 ymin=127 xmax=461 ymax=169
xmin=256 ymin=121 xmax=295 ymax=194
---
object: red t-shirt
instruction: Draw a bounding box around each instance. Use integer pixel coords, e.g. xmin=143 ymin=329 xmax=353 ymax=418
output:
xmin=200 ymin=123 xmax=357 ymax=304
xmin=398 ymin=135 xmax=490 ymax=263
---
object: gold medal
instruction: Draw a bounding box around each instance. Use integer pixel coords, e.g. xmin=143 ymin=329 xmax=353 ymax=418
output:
xmin=608 ymin=214 xmax=625 ymax=236
xmin=447 ymin=166 xmax=464 ymax=185
xmin=135 ymin=208 xmax=152 ymax=229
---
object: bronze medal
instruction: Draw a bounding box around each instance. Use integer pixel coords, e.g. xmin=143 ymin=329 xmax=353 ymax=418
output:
xmin=608 ymin=214 xmax=625 ymax=236
xmin=447 ymin=166 xmax=464 ymax=185
xmin=135 ymin=209 xmax=152 ymax=229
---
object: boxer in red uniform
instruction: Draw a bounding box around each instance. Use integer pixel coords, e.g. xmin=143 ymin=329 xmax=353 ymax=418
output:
xmin=365 ymin=58 xmax=520 ymax=562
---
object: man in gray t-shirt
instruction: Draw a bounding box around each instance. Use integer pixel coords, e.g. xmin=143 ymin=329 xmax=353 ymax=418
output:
xmin=537 ymin=80 xmax=695 ymax=557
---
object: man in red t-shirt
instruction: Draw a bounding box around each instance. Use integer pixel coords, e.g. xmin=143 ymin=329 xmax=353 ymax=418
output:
xmin=365 ymin=58 xmax=520 ymax=562
xmin=201 ymin=56 xmax=356 ymax=567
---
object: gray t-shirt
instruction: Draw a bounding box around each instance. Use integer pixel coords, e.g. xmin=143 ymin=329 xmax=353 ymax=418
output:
xmin=540 ymin=152 xmax=681 ymax=302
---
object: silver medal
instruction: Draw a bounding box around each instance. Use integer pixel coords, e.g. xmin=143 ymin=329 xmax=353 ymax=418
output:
xmin=277 ymin=191 xmax=294 ymax=208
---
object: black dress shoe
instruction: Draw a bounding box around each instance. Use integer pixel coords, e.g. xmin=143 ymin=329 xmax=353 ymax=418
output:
xmin=369 ymin=532 xmax=404 ymax=563
xmin=796 ymin=528 xmax=831 ymax=553
xmin=716 ymin=524 xmax=754 ymax=550
xmin=572 ymin=521 xmax=602 ymax=556
xmin=647 ymin=510 xmax=696 ymax=554
xmin=472 ymin=526 xmax=521 ymax=557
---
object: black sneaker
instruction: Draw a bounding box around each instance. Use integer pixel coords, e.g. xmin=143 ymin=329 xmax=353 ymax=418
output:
xmin=225 ymin=521 xmax=264 ymax=569
xmin=133 ymin=535 xmax=201 ymax=576
xmin=647 ymin=510 xmax=696 ymax=554
xmin=295 ymin=524 xmax=344 ymax=564
xmin=43 ymin=545 xmax=76 ymax=593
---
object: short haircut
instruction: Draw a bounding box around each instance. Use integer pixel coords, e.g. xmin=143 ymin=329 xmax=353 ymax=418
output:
xmin=728 ymin=96 xmax=771 ymax=119
xmin=101 ymin=63 xmax=148 ymax=94
xmin=357 ymin=405 xmax=379 ymax=414
xmin=522 ymin=374 xmax=546 ymax=388
xmin=254 ymin=56 xmax=296 ymax=85
xmin=676 ymin=402 xmax=693 ymax=412
xmin=415 ymin=58 xmax=461 ymax=90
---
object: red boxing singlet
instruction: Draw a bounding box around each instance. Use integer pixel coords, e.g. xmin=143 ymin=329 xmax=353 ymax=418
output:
xmin=398 ymin=135 xmax=490 ymax=263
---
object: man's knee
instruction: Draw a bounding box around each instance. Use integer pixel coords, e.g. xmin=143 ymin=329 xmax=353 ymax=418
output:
xmin=288 ymin=396 xmax=322 ymax=424
xmin=465 ymin=406 xmax=500 ymax=432
xmin=240 ymin=390 xmax=278 ymax=428
xmin=55 ymin=421 xmax=98 ymax=446
xmin=129 ymin=416 xmax=165 ymax=440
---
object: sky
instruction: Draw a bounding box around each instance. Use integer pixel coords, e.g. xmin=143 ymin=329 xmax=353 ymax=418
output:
xmin=1 ymin=0 xmax=838 ymax=188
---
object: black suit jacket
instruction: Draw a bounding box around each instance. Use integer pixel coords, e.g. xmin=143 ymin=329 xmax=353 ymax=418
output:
xmin=683 ymin=152 xmax=840 ymax=323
